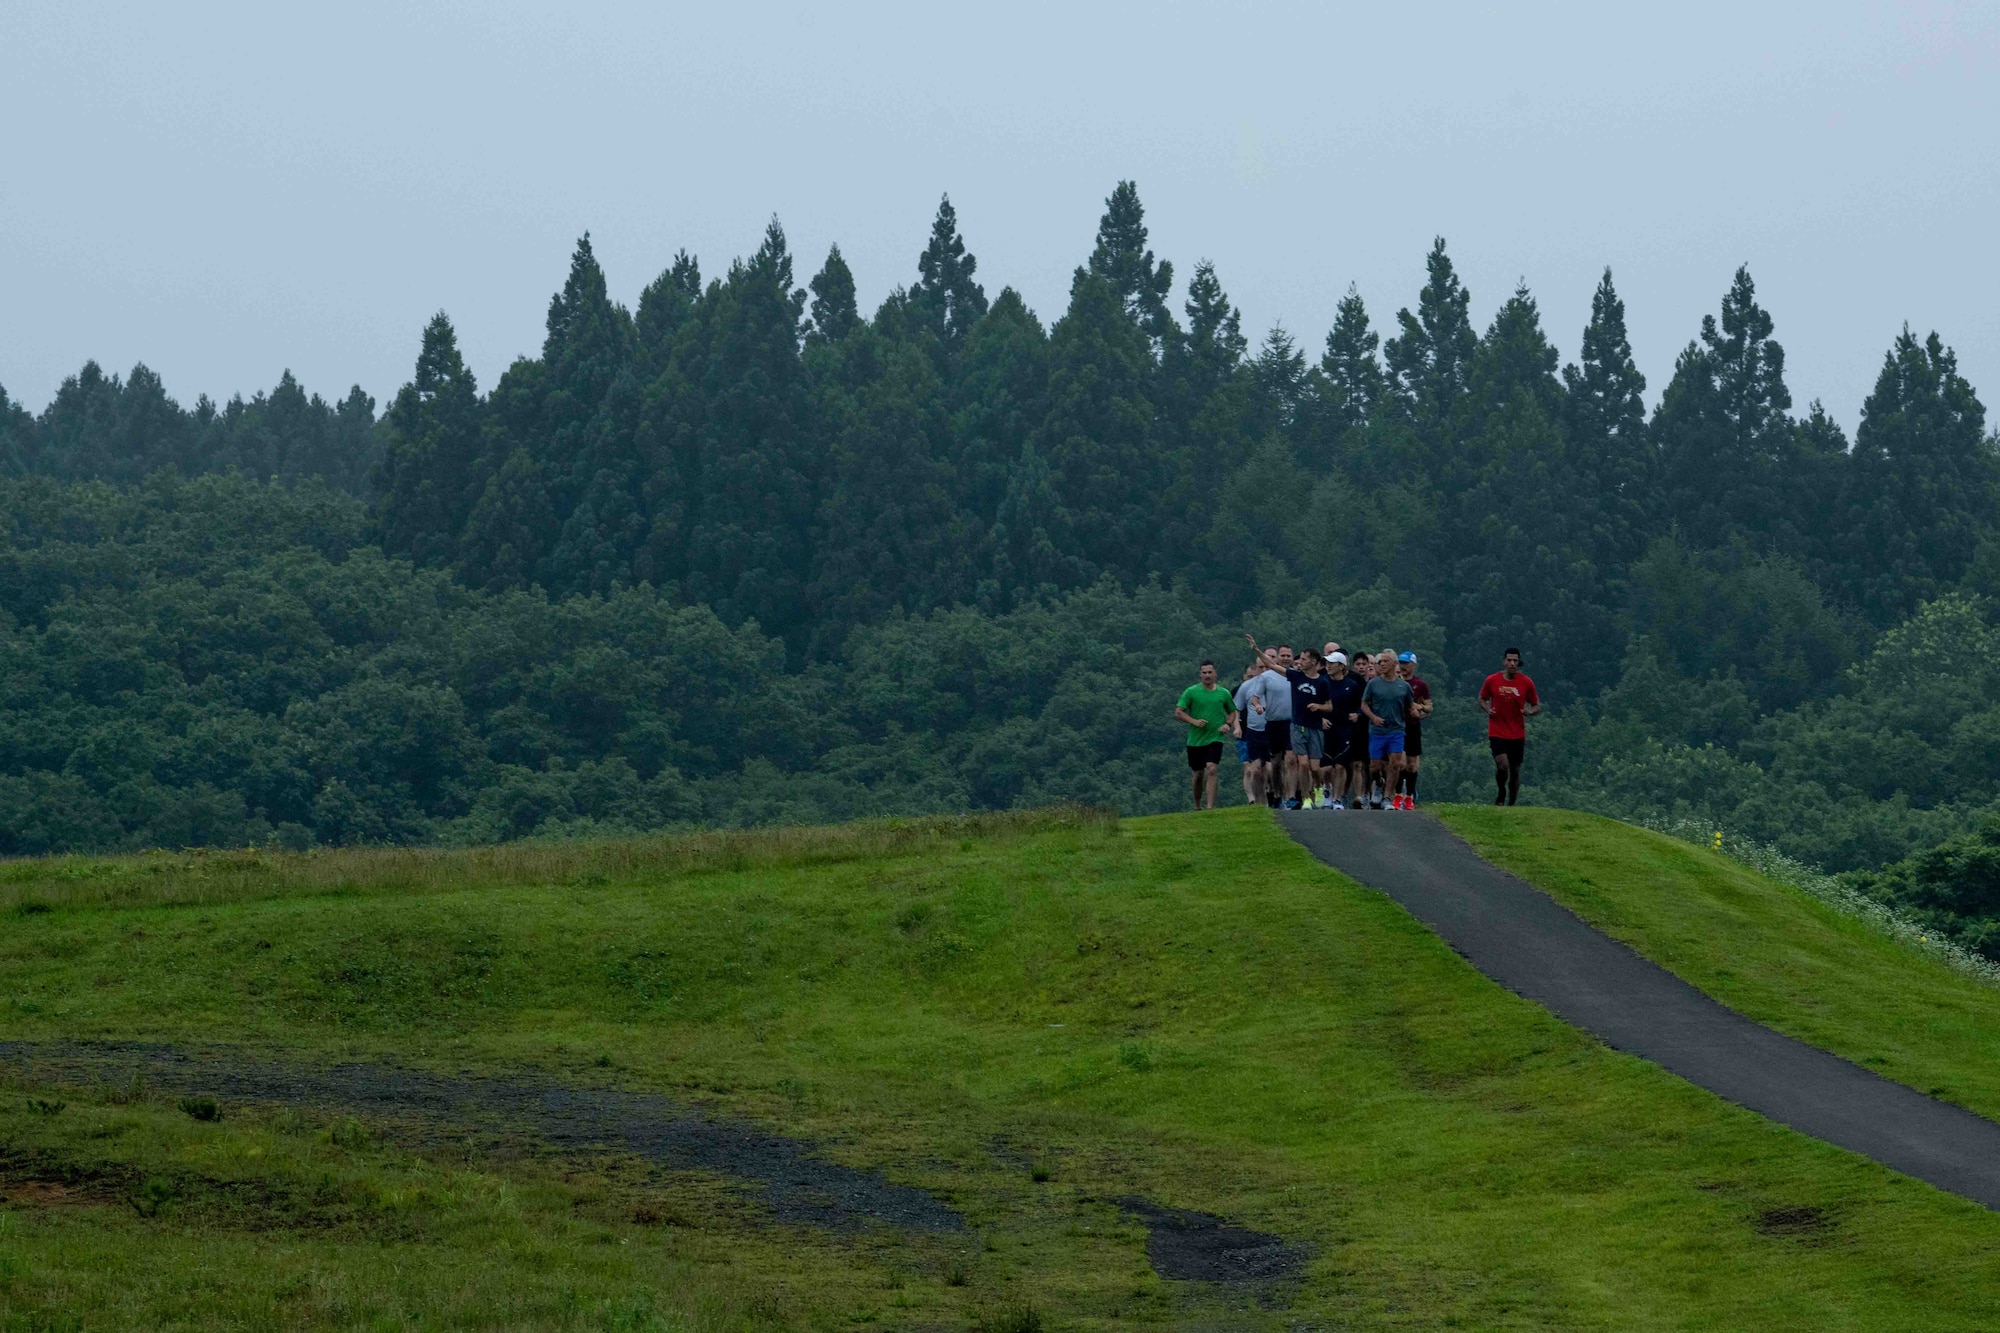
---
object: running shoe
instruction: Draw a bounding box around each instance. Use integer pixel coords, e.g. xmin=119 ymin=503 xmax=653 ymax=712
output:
xmin=1284 ymin=798 xmax=1301 ymax=810
xmin=1331 ymin=799 xmax=1345 ymax=810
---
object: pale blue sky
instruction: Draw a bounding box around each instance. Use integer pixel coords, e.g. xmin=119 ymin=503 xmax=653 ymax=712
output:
xmin=4 ymin=1 xmax=1996 ymax=430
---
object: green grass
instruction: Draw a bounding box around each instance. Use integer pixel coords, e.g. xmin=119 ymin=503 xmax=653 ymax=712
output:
xmin=1437 ymin=805 xmax=2000 ymax=1122
xmin=3 ymin=806 xmax=1999 ymax=1329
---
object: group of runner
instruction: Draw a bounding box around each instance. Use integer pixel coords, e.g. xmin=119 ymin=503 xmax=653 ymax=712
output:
xmin=1172 ymin=639 xmax=1540 ymax=811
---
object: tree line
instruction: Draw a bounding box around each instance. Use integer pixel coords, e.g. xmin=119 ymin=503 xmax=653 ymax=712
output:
xmin=2 ymin=183 xmax=1998 ymax=947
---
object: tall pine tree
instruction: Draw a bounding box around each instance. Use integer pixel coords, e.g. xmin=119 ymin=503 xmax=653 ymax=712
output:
xmin=1835 ymin=328 xmax=1994 ymax=623
xmin=1653 ymin=266 xmax=1796 ymax=549
xmin=806 ymin=244 xmax=859 ymax=346
xmin=910 ymin=196 xmax=988 ymax=361
xmin=1446 ymin=286 xmax=1610 ymax=693
xmin=1087 ymin=182 xmax=1176 ymax=347
xmin=1383 ymin=238 xmax=1478 ymax=482
xmin=948 ymin=288 xmax=1049 ymax=560
xmin=1308 ymin=284 xmax=1384 ymax=446
xmin=638 ymin=219 xmax=814 ymax=644
xmin=1562 ymin=269 xmax=1651 ymax=579
xmin=1035 ymin=266 xmax=1157 ymax=583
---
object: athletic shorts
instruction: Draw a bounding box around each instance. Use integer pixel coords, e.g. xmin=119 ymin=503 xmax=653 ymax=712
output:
xmin=1186 ymin=742 xmax=1223 ymax=771
xmin=1289 ymin=725 xmax=1324 ymax=762
xmin=1244 ymin=728 xmax=1277 ymax=763
xmin=1404 ymin=716 xmax=1423 ymax=757
xmin=1489 ymin=736 xmax=1526 ymax=767
xmin=1264 ymin=720 xmax=1291 ymax=757
xmin=1340 ymin=732 xmax=1369 ymax=767
xmin=1235 ymin=737 xmax=1250 ymax=764
xmin=1368 ymin=730 xmax=1407 ymax=761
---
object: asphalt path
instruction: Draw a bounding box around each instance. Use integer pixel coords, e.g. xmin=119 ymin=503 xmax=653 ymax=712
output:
xmin=1279 ymin=808 xmax=2000 ymax=1210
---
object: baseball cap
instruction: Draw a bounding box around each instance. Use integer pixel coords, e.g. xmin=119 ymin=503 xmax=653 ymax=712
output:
xmin=1397 ymin=651 xmax=1417 ymax=663
xmin=1328 ymin=651 xmax=1348 ymax=665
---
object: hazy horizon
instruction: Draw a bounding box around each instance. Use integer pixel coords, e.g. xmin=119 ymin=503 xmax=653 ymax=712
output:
xmin=4 ymin=1 xmax=1996 ymax=429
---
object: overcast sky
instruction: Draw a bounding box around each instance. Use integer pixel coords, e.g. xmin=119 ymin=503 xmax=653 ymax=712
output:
xmin=4 ymin=1 xmax=1997 ymax=430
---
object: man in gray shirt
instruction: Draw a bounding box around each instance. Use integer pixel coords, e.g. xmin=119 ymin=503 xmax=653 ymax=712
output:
xmin=1238 ymin=645 xmax=1295 ymax=807
xmin=1360 ymin=649 xmax=1414 ymax=810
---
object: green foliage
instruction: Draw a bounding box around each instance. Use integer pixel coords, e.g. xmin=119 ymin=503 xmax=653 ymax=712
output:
xmin=3 ymin=191 xmax=1999 ymax=870
xmin=1847 ymin=816 xmax=2000 ymax=960
xmin=12 ymin=362 xmax=378 ymax=492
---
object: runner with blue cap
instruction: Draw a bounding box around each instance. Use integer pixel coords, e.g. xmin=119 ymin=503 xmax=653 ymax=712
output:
xmin=1396 ymin=652 xmax=1432 ymax=809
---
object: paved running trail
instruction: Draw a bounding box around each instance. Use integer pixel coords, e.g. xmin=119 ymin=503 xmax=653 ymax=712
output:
xmin=1280 ymin=810 xmax=2000 ymax=1211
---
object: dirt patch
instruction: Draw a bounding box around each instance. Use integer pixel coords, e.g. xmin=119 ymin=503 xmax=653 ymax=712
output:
xmin=0 ymin=1041 xmax=959 ymax=1233
xmin=0 ymin=1145 xmax=417 ymax=1235
xmin=1756 ymin=1204 xmax=1835 ymax=1239
xmin=1115 ymin=1196 xmax=1306 ymax=1282
xmin=1 ymin=1178 xmax=88 ymax=1207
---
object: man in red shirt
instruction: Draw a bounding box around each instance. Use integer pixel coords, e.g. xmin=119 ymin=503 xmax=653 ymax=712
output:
xmin=1395 ymin=652 xmax=1431 ymax=808
xmin=1477 ymin=647 xmax=1541 ymax=806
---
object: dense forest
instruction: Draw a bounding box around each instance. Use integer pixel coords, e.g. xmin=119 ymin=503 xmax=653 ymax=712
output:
xmin=3 ymin=184 xmax=1998 ymax=943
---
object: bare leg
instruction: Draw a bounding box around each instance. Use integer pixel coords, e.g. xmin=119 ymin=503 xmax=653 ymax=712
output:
xmin=1493 ymin=753 xmax=1510 ymax=804
xmin=1387 ymin=752 xmax=1407 ymax=802
xmin=1204 ymin=762 xmax=1219 ymax=809
xmin=1190 ymin=767 xmax=1204 ymax=810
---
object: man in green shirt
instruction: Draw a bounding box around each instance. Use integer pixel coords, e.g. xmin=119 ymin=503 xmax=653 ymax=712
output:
xmin=1175 ymin=660 xmax=1238 ymax=810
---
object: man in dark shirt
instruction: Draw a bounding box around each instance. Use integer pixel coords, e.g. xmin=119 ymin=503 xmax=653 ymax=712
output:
xmin=1286 ymin=648 xmax=1333 ymax=808
xmin=1319 ymin=652 xmax=1366 ymax=809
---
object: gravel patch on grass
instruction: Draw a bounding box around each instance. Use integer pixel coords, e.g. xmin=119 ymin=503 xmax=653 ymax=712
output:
xmin=0 ymin=1040 xmax=961 ymax=1232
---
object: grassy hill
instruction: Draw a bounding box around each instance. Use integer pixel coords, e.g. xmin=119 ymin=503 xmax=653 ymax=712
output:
xmin=1439 ymin=806 xmax=2000 ymax=1124
xmin=3 ymin=806 xmax=1999 ymax=1330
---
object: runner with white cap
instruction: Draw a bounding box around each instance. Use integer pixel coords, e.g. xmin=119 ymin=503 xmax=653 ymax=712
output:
xmin=1320 ymin=649 xmax=1364 ymax=809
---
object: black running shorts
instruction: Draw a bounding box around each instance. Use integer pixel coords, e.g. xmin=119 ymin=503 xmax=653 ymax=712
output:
xmin=1489 ymin=736 xmax=1525 ymax=768
xmin=1186 ymin=742 xmax=1224 ymax=771
xmin=1264 ymin=720 xmax=1291 ymax=757
xmin=1405 ymin=716 xmax=1424 ymax=758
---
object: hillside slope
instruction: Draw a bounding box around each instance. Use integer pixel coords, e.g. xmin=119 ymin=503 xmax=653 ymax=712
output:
xmin=1 ymin=807 xmax=1997 ymax=1330
xmin=1441 ymin=806 xmax=2000 ymax=1121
